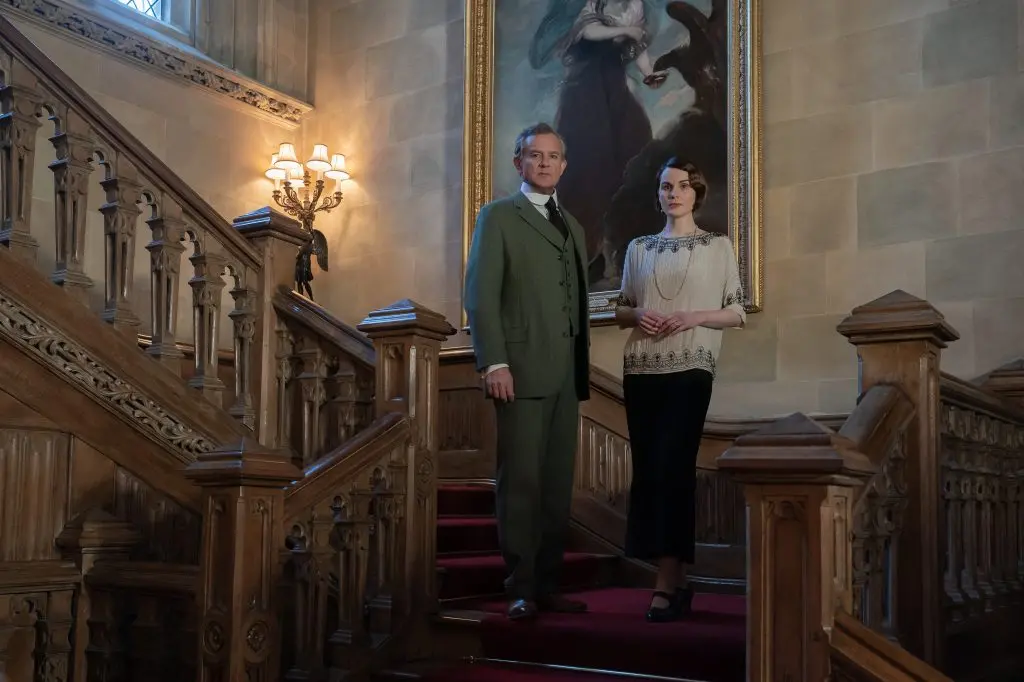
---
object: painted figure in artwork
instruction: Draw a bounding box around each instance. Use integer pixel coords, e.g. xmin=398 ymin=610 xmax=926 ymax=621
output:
xmin=529 ymin=0 xmax=668 ymax=284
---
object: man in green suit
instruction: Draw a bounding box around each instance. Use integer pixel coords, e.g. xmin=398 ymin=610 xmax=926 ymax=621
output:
xmin=464 ymin=122 xmax=591 ymax=620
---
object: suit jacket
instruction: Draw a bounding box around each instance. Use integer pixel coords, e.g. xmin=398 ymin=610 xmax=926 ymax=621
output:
xmin=464 ymin=192 xmax=591 ymax=400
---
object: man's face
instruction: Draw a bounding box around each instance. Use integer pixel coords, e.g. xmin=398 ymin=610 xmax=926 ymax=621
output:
xmin=514 ymin=133 xmax=567 ymax=193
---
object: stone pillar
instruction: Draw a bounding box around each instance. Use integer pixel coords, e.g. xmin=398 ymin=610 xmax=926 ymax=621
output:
xmin=717 ymin=414 xmax=875 ymax=682
xmin=185 ymin=438 xmax=301 ymax=682
xmin=837 ymin=290 xmax=958 ymax=667
xmin=234 ymin=206 xmax=307 ymax=447
xmin=358 ymin=300 xmax=455 ymax=654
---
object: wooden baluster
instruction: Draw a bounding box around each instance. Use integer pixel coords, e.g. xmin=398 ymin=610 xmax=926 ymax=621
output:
xmin=228 ymin=274 xmax=257 ymax=430
xmin=276 ymin=323 xmax=296 ymax=458
xmin=330 ymin=492 xmax=373 ymax=678
xmin=295 ymin=337 xmax=326 ymax=466
xmin=837 ymin=290 xmax=959 ymax=667
xmin=941 ymin=409 xmax=967 ymax=625
xmin=323 ymin=354 xmax=348 ymax=451
xmin=49 ymin=110 xmax=94 ymax=301
xmin=717 ymin=414 xmax=875 ymax=682
xmin=187 ymin=248 xmax=227 ymax=401
xmin=959 ymin=420 xmax=982 ymax=616
xmin=144 ymin=203 xmax=187 ymax=371
xmin=99 ymin=159 xmax=143 ymax=337
xmin=185 ymin=438 xmax=300 ymax=682
xmin=358 ymin=300 xmax=456 ymax=656
xmin=0 ymin=69 xmax=42 ymax=262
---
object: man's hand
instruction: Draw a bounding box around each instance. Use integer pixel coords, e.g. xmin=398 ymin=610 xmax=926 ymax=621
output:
xmin=660 ymin=310 xmax=705 ymax=336
xmin=636 ymin=308 xmax=668 ymax=335
xmin=485 ymin=367 xmax=515 ymax=402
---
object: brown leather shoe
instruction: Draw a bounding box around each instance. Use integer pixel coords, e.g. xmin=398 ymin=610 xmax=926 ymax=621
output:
xmin=536 ymin=594 xmax=588 ymax=613
xmin=507 ymin=598 xmax=538 ymax=620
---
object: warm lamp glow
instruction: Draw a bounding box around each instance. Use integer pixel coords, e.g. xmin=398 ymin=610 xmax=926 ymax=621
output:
xmin=274 ymin=143 xmax=300 ymax=170
xmin=325 ymin=153 xmax=350 ymax=181
xmin=286 ymin=166 xmax=305 ymax=189
xmin=306 ymin=143 xmax=332 ymax=172
xmin=265 ymin=153 xmax=287 ymax=181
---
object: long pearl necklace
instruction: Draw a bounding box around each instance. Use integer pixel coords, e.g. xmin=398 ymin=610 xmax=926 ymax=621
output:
xmin=652 ymin=229 xmax=700 ymax=301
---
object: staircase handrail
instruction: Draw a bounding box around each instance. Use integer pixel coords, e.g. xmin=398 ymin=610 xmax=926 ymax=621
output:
xmin=273 ymin=286 xmax=375 ymax=370
xmin=829 ymin=611 xmax=953 ymax=682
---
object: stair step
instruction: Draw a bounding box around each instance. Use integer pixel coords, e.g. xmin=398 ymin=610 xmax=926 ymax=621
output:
xmin=437 ymin=516 xmax=499 ymax=555
xmin=421 ymin=660 xmax=699 ymax=681
xmin=434 ymin=588 xmax=745 ymax=682
xmin=438 ymin=484 xmax=495 ymax=516
xmin=437 ymin=553 xmax=616 ymax=602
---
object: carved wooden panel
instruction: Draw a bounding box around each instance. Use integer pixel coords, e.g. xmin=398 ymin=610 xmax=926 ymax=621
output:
xmin=114 ymin=467 xmax=200 ymax=564
xmin=0 ymin=428 xmax=71 ymax=562
xmin=0 ymin=564 xmax=77 ymax=682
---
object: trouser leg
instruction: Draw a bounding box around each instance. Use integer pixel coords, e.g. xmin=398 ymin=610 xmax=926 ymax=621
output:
xmin=494 ymin=396 xmax=548 ymax=599
xmin=535 ymin=351 xmax=580 ymax=597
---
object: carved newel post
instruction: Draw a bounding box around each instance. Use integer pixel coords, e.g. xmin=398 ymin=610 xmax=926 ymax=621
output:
xmin=717 ymin=414 xmax=875 ymax=682
xmin=234 ymin=207 xmax=309 ymax=446
xmin=357 ymin=300 xmax=456 ymax=650
xmin=836 ymin=290 xmax=958 ymax=666
xmin=185 ymin=438 xmax=301 ymax=682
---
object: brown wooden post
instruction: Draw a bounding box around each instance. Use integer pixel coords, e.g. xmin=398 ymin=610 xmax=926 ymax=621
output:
xmin=234 ymin=207 xmax=308 ymax=447
xmin=57 ymin=509 xmax=143 ymax=682
xmin=717 ymin=413 xmax=875 ymax=682
xmin=357 ymin=300 xmax=455 ymax=654
xmin=837 ymin=290 xmax=958 ymax=667
xmin=185 ymin=437 xmax=301 ymax=682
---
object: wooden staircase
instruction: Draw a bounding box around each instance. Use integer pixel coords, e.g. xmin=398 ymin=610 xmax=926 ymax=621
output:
xmin=0 ymin=12 xmax=1021 ymax=682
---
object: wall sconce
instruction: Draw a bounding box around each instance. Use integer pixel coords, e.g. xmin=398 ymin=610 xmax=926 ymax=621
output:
xmin=265 ymin=142 xmax=351 ymax=300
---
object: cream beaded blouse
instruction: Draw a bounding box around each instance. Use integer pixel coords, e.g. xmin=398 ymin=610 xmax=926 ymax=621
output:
xmin=617 ymin=231 xmax=746 ymax=378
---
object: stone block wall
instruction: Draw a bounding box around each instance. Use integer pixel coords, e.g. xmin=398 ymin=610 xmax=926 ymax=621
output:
xmin=311 ymin=0 xmax=1024 ymax=417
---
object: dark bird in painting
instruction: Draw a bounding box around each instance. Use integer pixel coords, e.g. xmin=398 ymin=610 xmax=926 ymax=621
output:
xmin=295 ymin=229 xmax=328 ymax=300
xmin=599 ymin=0 xmax=730 ymax=288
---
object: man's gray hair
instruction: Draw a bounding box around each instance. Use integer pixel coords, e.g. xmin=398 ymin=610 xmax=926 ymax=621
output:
xmin=513 ymin=122 xmax=567 ymax=160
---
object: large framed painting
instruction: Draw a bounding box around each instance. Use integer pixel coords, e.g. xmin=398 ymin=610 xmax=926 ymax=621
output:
xmin=462 ymin=0 xmax=764 ymax=324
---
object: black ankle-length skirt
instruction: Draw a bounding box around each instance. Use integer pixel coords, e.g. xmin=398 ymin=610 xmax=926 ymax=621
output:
xmin=622 ymin=369 xmax=713 ymax=563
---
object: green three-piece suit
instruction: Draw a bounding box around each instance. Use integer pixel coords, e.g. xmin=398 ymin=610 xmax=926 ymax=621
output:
xmin=464 ymin=191 xmax=591 ymax=600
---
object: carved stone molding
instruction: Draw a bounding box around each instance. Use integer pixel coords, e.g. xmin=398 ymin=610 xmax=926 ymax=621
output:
xmin=0 ymin=0 xmax=312 ymax=127
xmin=0 ymin=292 xmax=217 ymax=461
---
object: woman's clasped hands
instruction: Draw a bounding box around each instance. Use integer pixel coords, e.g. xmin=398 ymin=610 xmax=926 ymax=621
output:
xmin=636 ymin=308 xmax=703 ymax=337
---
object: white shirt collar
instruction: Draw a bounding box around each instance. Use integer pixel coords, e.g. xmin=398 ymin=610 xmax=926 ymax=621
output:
xmin=520 ymin=181 xmax=558 ymax=208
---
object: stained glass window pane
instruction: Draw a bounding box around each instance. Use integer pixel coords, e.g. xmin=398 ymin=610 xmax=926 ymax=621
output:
xmin=113 ymin=0 xmax=162 ymax=20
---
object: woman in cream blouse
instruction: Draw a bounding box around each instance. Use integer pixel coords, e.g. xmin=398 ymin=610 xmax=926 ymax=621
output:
xmin=614 ymin=158 xmax=745 ymax=622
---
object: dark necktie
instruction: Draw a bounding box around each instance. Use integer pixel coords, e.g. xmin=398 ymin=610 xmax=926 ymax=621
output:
xmin=545 ymin=197 xmax=569 ymax=241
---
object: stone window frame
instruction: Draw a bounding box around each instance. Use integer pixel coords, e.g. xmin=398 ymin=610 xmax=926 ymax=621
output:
xmin=74 ymin=0 xmax=194 ymax=46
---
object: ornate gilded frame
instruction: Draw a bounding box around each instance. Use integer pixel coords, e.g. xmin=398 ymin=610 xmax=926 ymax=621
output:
xmin=461 ymin=0 xmax=764 ymax=325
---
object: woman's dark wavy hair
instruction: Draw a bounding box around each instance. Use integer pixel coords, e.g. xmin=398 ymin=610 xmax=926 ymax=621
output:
xmin=657 ymin=157 xmax=707 ymax=211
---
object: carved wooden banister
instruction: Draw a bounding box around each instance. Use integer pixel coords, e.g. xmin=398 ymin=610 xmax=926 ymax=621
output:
xmin=272 ymin=285 xmax=376 ymax=468
xmin=0 ymin=17 xmax=288 ymax=449
xmin=835 ymin=385 xmax=915 ymax=639
xmin=935 ymin=363 xmax=1024 ymax=680
xmin=717 ymin=412 xmax=876 ymax=681
xmin=278 ymin=413 xmax=412 ymax=681
xmin=837 ymin=290 xmax=959 ymax=667
xmin=0 ymin=14 xmax=258 ymax=269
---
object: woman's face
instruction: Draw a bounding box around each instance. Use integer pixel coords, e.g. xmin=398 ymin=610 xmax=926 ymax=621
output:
xmin=658 ymin=167 xmax=697 ymax=218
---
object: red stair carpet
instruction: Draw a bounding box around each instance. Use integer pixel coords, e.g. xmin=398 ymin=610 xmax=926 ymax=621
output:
xmin=429 ymin=484 xmax=746 ymax=682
